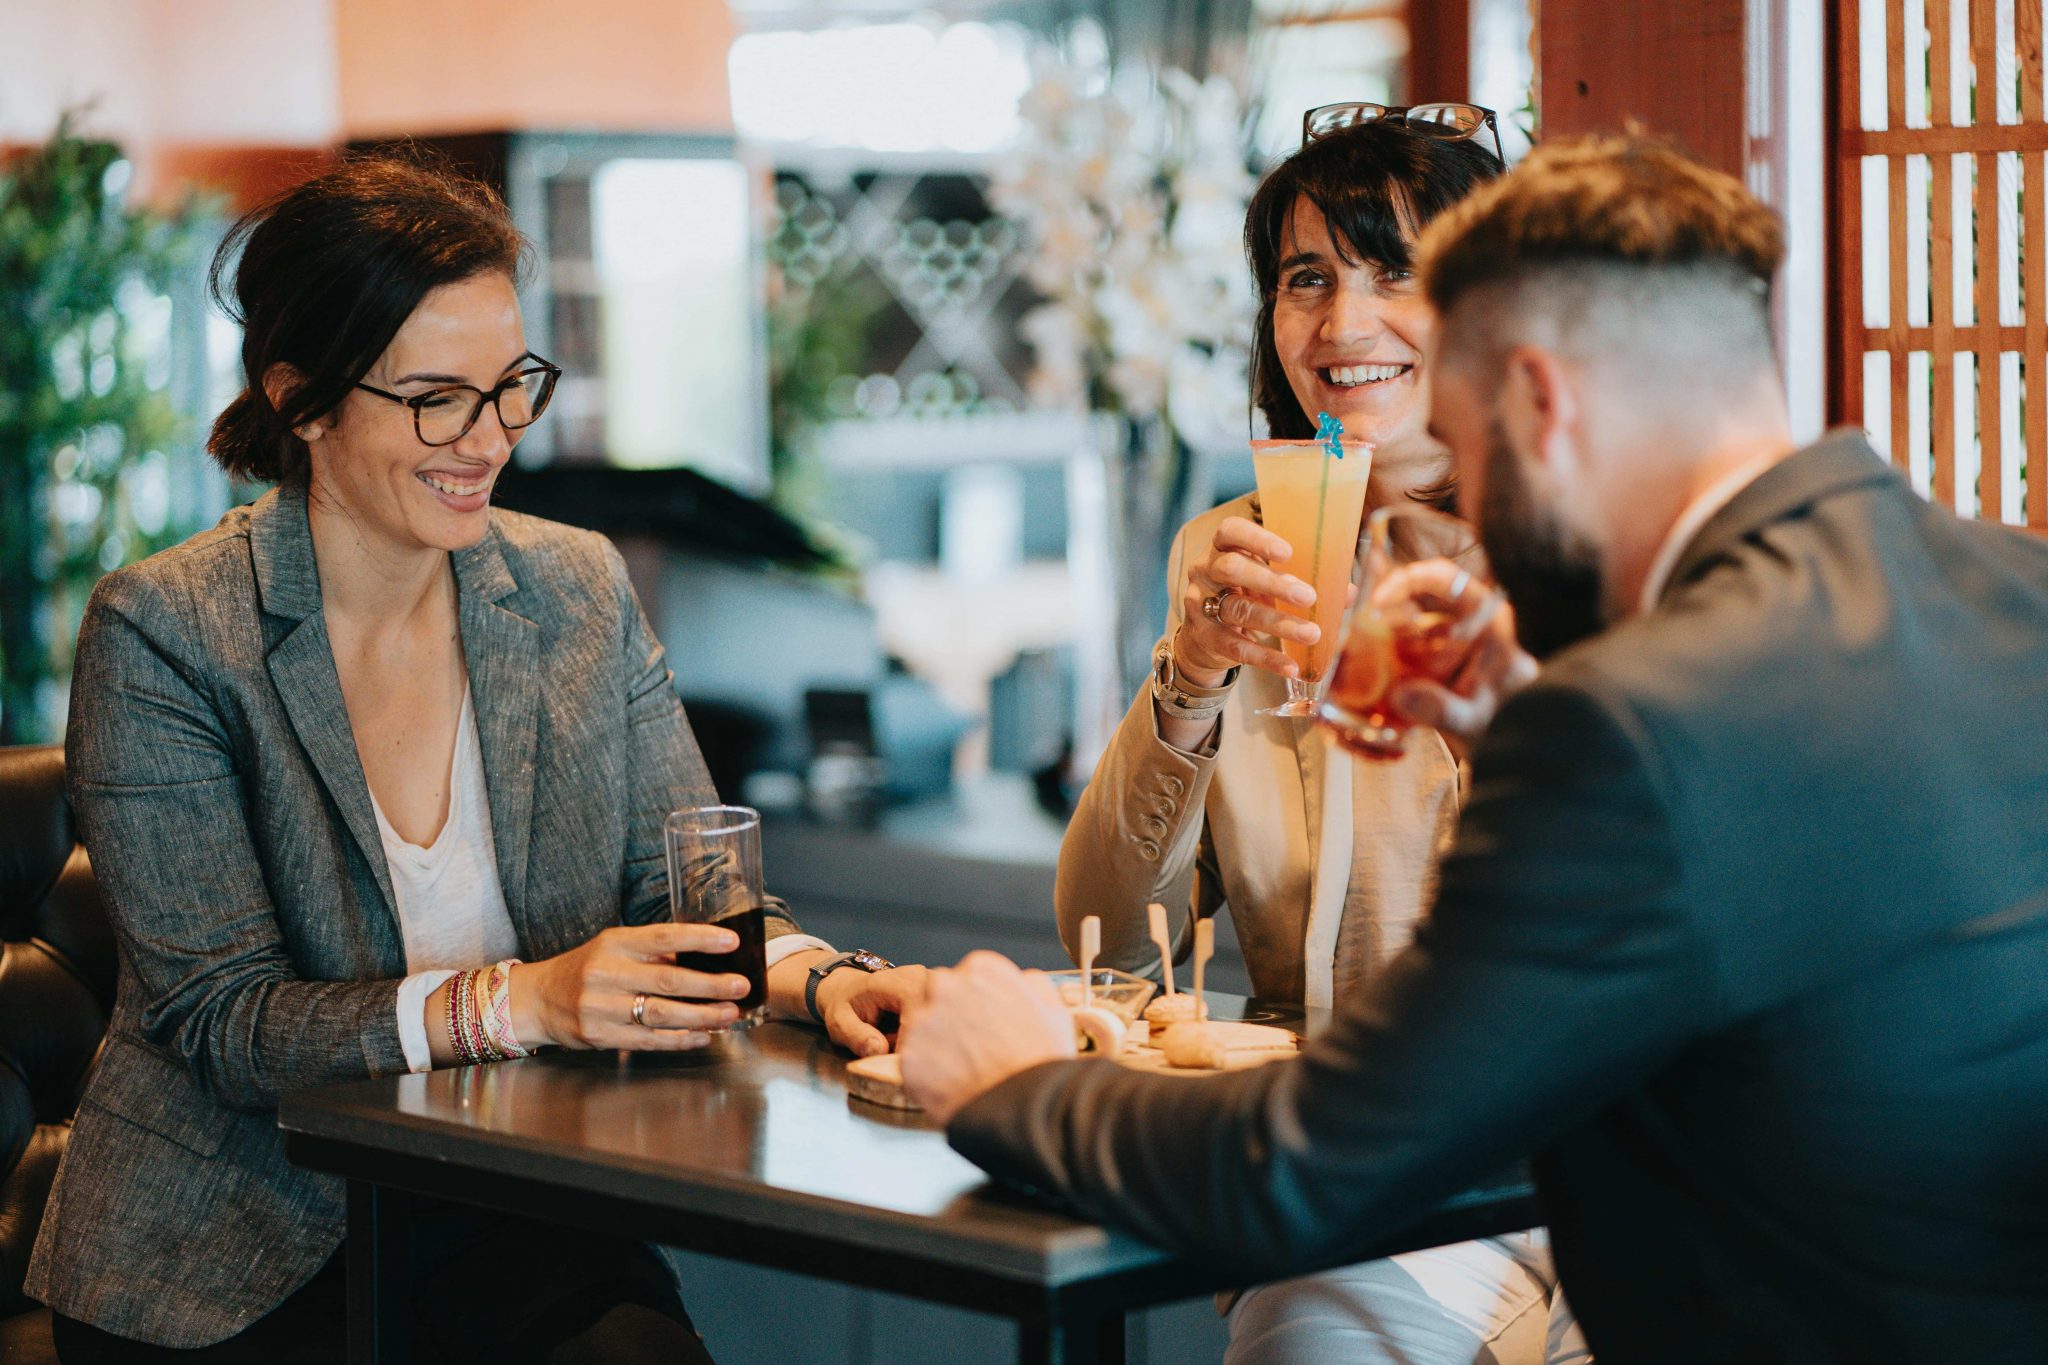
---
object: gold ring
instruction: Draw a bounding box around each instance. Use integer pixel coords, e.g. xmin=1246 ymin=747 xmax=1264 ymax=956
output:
xmin=632 ymin=993 xmax=649 ymax=1027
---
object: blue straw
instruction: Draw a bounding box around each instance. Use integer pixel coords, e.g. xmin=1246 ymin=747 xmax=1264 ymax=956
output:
xmin=1315 ymin=411 xmax=1345 ymax=458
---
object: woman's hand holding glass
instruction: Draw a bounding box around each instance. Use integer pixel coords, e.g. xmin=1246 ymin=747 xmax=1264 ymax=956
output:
xmin=506 ymin=923 xmax=757 ymax=1052
xmin=1176 ymin=515 xmax=1328 ymax=684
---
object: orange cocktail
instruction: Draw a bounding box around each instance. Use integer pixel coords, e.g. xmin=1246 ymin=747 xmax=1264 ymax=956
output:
xmin=1319 ymin=504 xmax=1496 ymax=758
xmin=1321 ymin=609 xmax=1461 ymax=758
xmin=1250 ymin=436 xmax=1373 ymax=717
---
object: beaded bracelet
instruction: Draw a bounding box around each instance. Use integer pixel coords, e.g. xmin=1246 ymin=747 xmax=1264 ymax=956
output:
xmin=466 ymin=970 xmax=497 ymax=1064
xmin=463 ymin=970 xmax=498 ymax=1064
xmin=465 ymin=968 xmax=488 ymax=1064
xmin=452 ymin=966 xmax=500 ymax=1066
xmin=443 ymin=963 xmax=533 ymax=1067
xmin=446 ymin=968 xmax=481 ymax=1066
xmin=478 ymin=959 xmax=530 ymax=1059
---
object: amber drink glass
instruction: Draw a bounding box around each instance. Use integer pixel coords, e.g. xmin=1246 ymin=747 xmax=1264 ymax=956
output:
xmin=1319 ymin=504 xmax=1498 ymax=759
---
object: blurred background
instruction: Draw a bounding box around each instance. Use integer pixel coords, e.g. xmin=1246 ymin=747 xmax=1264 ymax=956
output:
xmin=0 ymin=0 xmax=1547 ymax=786
xmin=0 ymin=0 xmax=1559 ymax=996
xmin=0 ymin=0 xmax=1957 ymax=1001
xmin=6 ymin=0 xmax=2036 ymax=1359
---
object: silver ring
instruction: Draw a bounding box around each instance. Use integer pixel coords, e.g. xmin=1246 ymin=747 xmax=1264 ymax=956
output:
xmin=632 ymin=993 xmax=649 ymax=1027
xmin=1447 ymin=569 xmax=1473 ymax=602
xmin=1201 ymin=588 xmax=1239 ymax=623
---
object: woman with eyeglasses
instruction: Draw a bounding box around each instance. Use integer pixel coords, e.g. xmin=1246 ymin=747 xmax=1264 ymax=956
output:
xmin=26 ymin=154 xmax=924 ymax=1363
xmin=1055 ymin=107 xmax=1591 ymax=1365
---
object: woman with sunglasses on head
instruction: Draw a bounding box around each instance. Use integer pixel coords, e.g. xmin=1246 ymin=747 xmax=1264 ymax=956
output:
xmin=26 ymin=155 xmax=924 ymax=1363
xmin=1055 ymin=107 xmax=1590 ymax=1365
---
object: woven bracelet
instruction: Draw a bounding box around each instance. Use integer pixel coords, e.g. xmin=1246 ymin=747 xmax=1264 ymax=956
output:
xmin=480 ymin=960 xmax=530 ymax=1059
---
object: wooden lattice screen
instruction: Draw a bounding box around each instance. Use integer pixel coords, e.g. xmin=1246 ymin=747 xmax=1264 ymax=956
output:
xmin=1832 ymin=0 xmax=2048 ymax=530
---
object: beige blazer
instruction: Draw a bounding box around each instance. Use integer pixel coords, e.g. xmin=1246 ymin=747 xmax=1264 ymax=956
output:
xmin=1056 ymin=493 xmax=1461 ymax=1007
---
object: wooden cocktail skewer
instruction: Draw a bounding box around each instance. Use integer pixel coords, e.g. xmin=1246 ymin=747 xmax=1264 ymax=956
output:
xmin=1069 ymin=915 xmax=1130 ymax=1054
xmin=1079 ymin=914 xmax=1101 ymax=1009
xmin=1192 ymin=916 xmax=1213 ymax=1022
xmin=1146 ymin=901 xmax=1176 ymax=998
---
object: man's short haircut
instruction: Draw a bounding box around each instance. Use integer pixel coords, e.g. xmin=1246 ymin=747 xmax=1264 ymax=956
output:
xmin=1415 ymin=133 xmax=1784 ymax=318
xmin=1412 ymin=135 xmax=1789 ymax=397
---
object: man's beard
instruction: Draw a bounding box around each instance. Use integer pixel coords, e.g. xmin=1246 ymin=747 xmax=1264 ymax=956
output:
xmin=1477 ymin=421 xmax=1608 ymax=660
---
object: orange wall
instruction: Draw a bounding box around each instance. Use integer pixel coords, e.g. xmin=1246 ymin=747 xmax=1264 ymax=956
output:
xmin=1 ymin=0 xmax=340 ymax=202
xmin=1405 ymin=0 xmax=1472 ymax=104
xmin=1537 ymin=0 xmax=1747 ymax=176
xmin=148 ymin=145 xmax=340 ymax=210
xmin=336 ymin=0 xmax=736 ymax=138
xmin=5 ymin=0 xmax=735 ymax=203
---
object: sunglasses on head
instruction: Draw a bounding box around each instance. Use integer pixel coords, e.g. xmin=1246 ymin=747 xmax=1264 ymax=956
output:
xmin=1301 ymin=102 xmax=1505 ymax=166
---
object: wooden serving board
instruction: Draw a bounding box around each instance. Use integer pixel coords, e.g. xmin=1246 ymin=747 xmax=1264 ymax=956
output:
xmin=1113 ymin=1045 xmax=1297 ymax=1075
xmin=844 ymin=1053 xmax=920 ymax=1111
xmin=845 ymin=1022 xmax=1301 ymax=1110
xmin=1133 ymin=1021 xmax=1298 ymax=1054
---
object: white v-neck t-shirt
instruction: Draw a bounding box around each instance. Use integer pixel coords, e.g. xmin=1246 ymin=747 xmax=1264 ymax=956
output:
xmin=374 ymin=689 xmax=520 ymax=1072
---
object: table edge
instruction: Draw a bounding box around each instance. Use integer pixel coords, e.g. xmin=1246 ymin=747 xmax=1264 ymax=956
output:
xmin=279 ymin=1086 xmax=1171 ymax=1285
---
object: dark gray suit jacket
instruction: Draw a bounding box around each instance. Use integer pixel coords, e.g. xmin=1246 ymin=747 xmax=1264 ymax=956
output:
xmin=954 ymin=433 xmax=2048 ymax=1362
xmin=26 ymin=486 xmax=800 ymax=1346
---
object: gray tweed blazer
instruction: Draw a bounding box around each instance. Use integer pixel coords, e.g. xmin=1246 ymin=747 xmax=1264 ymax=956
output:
xmin=25 ymin=486 xmax=799 ymax=1347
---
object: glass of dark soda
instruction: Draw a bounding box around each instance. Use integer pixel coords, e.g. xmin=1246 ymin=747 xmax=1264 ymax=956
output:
xmin=664 ymin=805 xmax=769 ymax=1028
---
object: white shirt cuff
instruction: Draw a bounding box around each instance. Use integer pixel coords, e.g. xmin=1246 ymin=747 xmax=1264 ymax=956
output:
xmin=765 ymin=934 xmax=834 ymax=969
xmin=397 ymin=969 xmax=460 ymax=1073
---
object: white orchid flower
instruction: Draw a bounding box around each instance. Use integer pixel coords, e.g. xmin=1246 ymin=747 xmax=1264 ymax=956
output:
xmin=997 ymin=51 xmax=1257 ymax=423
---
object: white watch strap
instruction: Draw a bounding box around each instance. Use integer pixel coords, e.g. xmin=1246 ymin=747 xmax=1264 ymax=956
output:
xmin=1152 ymin=675 xmax=1231 ymax=721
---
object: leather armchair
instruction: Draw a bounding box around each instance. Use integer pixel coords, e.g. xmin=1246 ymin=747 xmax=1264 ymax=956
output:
xmin=0 ymin=745 xmax=117 ymax=1360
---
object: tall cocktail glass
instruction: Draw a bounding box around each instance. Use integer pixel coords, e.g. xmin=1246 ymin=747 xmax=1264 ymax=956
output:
xmin=1249 ymin=436 xmax=1374 ymax=717
xmin=1318 ymin=504 xmax=1499 ymax=759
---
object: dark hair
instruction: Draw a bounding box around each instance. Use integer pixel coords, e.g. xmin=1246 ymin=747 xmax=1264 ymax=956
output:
xmin=1417 ymin=134 xmax=1784 ymax=318
xmin=1245 ymin=120 xmax=1504 ymax=440
xmin=206 ymin=153 xmax=528 ymax=486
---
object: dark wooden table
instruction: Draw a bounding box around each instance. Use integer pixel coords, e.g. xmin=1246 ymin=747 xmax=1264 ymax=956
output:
xmin=280 ymin=998 xmax=1538 ymax=1365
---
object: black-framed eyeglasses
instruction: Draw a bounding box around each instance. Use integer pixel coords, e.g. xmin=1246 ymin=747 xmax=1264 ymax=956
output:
xmin=1302 ymin=102 xmax=1505 ymax=168
xmin=355 ymin=354 xmax=561 ymax=447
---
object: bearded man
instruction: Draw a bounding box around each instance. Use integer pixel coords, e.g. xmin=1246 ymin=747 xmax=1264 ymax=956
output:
xmin=898 ymin=136 xmax=2048 ymax=1364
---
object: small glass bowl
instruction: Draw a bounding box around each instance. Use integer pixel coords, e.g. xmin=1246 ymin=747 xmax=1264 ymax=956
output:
xmin=1045 ymin=968 xmax=1157 ymax=1024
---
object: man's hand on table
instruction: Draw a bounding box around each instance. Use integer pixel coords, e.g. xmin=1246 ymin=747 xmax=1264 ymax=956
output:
xmin=899 ymin=952 xmax=1076 ymax=1125
xmin=815 ymin=964 xmax=931 ymax=1058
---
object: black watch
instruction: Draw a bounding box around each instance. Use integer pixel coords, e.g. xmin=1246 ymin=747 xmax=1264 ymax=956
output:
xmin=805 ymin=949 xmax=894 ymax=1025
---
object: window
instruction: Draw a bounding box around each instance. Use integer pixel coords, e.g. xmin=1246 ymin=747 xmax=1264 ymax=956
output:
xmin=1831 ymin=0 xmax=2047 ymax=528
